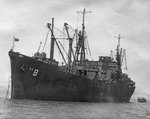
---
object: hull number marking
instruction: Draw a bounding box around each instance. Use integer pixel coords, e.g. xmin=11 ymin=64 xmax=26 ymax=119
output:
xmin=33 ymin=69 xmax=39 ymax=76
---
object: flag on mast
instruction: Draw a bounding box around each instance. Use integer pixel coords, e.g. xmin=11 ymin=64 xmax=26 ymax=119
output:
xmin=11 ymin=36 xmax=19 ymax=51
xmin=13 ymin=37 xmax=19 ymax=42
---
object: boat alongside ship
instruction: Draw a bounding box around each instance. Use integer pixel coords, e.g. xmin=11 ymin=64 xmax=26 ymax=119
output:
xmin=9 ymin=9 xmax=135 ymax=102
xmin=137 ymin=97 xmax=147 ymax=103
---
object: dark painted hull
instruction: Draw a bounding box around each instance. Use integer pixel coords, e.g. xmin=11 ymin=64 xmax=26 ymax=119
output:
xmin=9 ymin=50 xmax=135 ymax=102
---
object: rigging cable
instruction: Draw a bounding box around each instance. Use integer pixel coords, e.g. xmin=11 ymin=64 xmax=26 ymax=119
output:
xmin=42 ymin=29 xmax=50 ymax=52
xmin=54 ymin=26 xmax=67 ymax=37
xmin=86 ymin=38 xmax=91 ymax=59
xmin=58 ymin=41 xmax=68 ymax=57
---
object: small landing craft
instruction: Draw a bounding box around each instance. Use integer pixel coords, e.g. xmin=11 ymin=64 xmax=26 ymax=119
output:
xmin=137 ymin=97 xmax=147 ymax=103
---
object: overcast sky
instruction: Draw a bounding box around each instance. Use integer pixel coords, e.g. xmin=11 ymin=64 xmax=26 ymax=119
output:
xmin=0 ymin=0 xmax=150 ymax=98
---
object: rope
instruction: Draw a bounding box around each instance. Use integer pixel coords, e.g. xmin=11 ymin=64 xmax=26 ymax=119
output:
xmin=42 ymin=30 xmax=49 ymax=52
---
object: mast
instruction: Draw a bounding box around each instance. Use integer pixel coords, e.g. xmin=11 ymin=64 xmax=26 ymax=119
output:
xmin=77 ymin=8 xmax=91 ymax=64
xmin=81 ymin=8 xmax=86 ymax=62
xmin=50 ymin=18 xmax=55 ymax=59
xmin=114 ymin=34 xmax=125 ymax=71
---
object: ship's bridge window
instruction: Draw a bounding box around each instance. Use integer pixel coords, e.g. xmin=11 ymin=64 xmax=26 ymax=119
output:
xmin=99 ymin=56 xmax=111 ymax=62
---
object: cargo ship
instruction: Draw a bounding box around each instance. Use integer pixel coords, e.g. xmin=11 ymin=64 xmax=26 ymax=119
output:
xmin=9 ymin=9 xmax=135 ymax=102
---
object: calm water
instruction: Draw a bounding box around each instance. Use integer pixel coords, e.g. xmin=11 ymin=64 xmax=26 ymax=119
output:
xmin=0 ymin=98 xmax=149 ymax=119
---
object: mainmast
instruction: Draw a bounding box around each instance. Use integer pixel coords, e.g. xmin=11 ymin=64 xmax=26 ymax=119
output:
xmin=114 ymin=34 xmax=125 ymax=71
xmin=76 ymin=8 xmax=91 ymax=64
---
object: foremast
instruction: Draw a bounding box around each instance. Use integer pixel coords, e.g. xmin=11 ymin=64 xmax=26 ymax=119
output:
xmin=50 ymin=18 xmax=55 ymax=59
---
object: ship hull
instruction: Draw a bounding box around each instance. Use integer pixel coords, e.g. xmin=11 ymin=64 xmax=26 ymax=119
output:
xmin=9 ymin=50 xmax=135 ymax=102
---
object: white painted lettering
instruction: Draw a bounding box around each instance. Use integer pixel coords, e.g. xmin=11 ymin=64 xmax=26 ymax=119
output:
xmin=33 ymin=69 xmax=39 ymax=76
